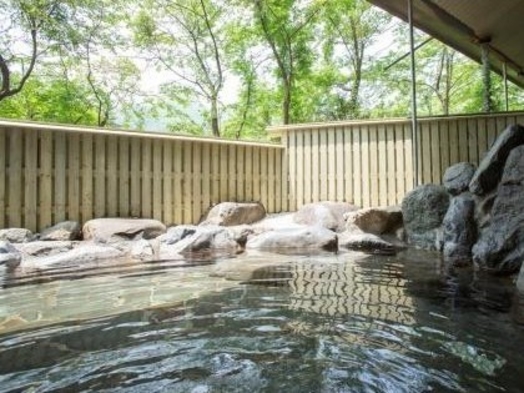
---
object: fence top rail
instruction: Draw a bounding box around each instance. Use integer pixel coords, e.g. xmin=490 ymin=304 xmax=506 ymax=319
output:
xmin=0 ymin=118 xmax=284 ymax=149
xmin=267 ymin=111 xmax=524 ymax=134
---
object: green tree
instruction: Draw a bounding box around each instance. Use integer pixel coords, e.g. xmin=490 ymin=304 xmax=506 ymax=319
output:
xmin=133 ymin=0 xmax=226 ymax=136
xmin=0 ymin=74 xmax=98 ymax=124
xmin=318 ymin=0 xmax=391 ymax=119
xmin=0 ymin=0 xmax=68 ymax=101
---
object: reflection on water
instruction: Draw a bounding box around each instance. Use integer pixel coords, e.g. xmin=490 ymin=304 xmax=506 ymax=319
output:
xmin=1 ymin=250 xmax=524 ymax=392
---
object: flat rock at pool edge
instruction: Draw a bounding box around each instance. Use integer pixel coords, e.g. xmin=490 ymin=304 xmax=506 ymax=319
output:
xmin=200 ymin=202 xmax=266 ymax=226
xmin=40 ymin=221 xmax=81 ymax=241
xmin=157 ymin=225 xmax=242 ymax=260
xmin=0 ymin=228 xmax=33 ymax=243
xmin=293 ymin=201 xmax=359 ymax=232
xmin=344 ymin=206 xmax=403 ymax=235
xmin=469 ymin=124 xmax=524 ymax=196
xmin=246 ymin=226 xmax=338 ymax=252
xmin=338 ymin=232 xmax=397 ymax=255
xmin=82 ymin=218 xmax=166 ymax=242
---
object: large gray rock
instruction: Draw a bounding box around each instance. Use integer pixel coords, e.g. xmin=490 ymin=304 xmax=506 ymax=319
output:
xmin=443 ymin=162 xmax=476 ymax=196
xmin=40 ymin=221 xmax=81 ymax=241
xmin=82 ymin=218 xmax=166 ymax=242
xmin=246 ymin=226 xmax=338 ymax=252
xmin=0 ymin=228 xmax=33 ymax=243
xmin=344 ymin=206 xmax=402 ymax=235
xmin=28 ymin=244 xmax=126 ymax=267
xmin=158 ymin=225 xmax=241 ymax=260
xmin=517 ymin=265 xmax=524 ymax=293
xmin=293 ymin=201 xmax=359 ymax=232
xmin=338 ymin=232 xmax=397 ymax=255
xmin=442 ymin=194 xmax=477 ymax=266
xmin=0 ymin=241 xmax=22 ymax=268
xmin=402 ymin=184 xmax=450 ymax=250
xmin=200 ymin=202 xmax=266 ymax=226
xmin=469 ymin=124 xmax=524 ymax=196
xmin=15 ymin=241 xmax=75 ymax=258
xmin=472 ymin=145 xmax=524 ymax=273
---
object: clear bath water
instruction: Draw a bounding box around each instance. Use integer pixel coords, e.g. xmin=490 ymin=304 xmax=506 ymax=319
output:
xmin=1 ymin=250 xmax=523 ymax=392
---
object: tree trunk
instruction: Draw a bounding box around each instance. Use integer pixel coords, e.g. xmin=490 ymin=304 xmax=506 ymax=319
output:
xmin=211 ymin=95 xmax=220 ymax=137
xmin=283 ymin=78 xmax=291 ymax=125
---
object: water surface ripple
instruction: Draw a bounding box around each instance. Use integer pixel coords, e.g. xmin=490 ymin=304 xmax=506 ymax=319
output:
xmin=1 ymin=251 xmax=524 ymax=392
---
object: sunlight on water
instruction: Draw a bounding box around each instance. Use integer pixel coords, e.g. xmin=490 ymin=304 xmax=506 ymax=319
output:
xmin=0 ymin=250 xmax=523 ymax=392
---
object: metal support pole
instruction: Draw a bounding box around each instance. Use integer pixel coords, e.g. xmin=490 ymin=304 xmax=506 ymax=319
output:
xmin=503 ymin=62 xmax=509 ymax=111
xmin=408 ymin=0 xmax=419 ymax=187
xmin=481 ymin=43 xmax=493 ymax=112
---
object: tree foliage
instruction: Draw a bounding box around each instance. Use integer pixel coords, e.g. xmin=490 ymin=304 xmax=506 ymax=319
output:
xmin=0 ymin=0 xmax=522 ymax=138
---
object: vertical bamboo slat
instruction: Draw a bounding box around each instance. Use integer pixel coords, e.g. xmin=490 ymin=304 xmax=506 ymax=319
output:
xmin=8 ymin=130 xmax=23 ymax=227
xmin=140 ymin=139 xmax=151 ymax=218
xmin=107 ymin=136 xmax=118 ymax=217
xmin=54 ymin=132 xmax=67 ymax=223
xmin=201 ymin=143 xmax=210 ymax=214
xmin=0 ymin=129 xmax=5 ymax=228
xmin=153 ymin=140 xmax=163 ymax=221
xmin=163 ymin=142 xmax=173 ymax=225
xmin=295 ymin=131 xmax=304 ymax=207
xmin=24 ymin=130 xmax=38 ymax=230
xmin=130 ymin=138 xmax=141 ymax=217
xmin=81 ymin=134 xmax=93 ymax=222
xmin=95 ymin=135 xmax=106 ymax=218
xmin=68 ymin=134 xmax=81 ymax=221
xmin=173 ymin=141 xmax=183 ymax=224
xmin=192 ymin=142 xmax=202 ymax=221
xmin=39 ymin=132 xmax=53 ymax=229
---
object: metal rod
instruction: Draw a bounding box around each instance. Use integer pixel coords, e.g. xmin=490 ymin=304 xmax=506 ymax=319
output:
xmin=503 ymin=62 xmax=509 ymax=111
xmin=384 ymin=37 xmax=433 ymax=71
xmin=408 ymin=0 xmax=419 ymax=187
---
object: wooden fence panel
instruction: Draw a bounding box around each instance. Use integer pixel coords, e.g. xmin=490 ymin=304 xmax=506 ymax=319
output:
xmin=2 ymin=113 xmax=523 ymax=231
xmin=0 ymin=120 xmax=284 ymax=232
xmin=269 ymin=111 xmax=524 ymax=208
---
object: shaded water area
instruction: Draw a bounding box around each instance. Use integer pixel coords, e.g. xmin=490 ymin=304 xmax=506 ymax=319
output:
xmin=1 ymin=250 xmax=524 ymax=392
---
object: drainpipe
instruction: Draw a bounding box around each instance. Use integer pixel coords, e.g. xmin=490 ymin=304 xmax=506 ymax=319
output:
xmin=408 ymin=0 xmax=419 ymax=187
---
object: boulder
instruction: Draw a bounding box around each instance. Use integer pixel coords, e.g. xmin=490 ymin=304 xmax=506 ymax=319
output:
xmin=517 ymin=265 xmax=524 ymax=293
xmin=344 ymin=206 xmax=403 ymax=235
xmin=130 ymin=239 xmax=156 ymax=261
xmin=472 ymin=145 xmax=524 ymax=274
xmin=82 ymin=218 xmax=166 ymax=242
xmin=338 ymin=232 xmax=397 ymax=255
xmin=293 ymin=201 xmax=359 ymax=232
xmin=0 ymin=241 xmax=22 ymax=268
xmin=246 ymin=226 xmax=338 ymax=252
xmin=469 ymin=124 xmax=524 ymax=196
xmin=442 ymin=194 xmax=477 ymax=266
xmin=26 ymin=243 xmax=126 ymax=267
xmin=158 ymin=225 xmax=198 ymax=245
xmin=40 ymin=221 xmax=81 ymax=241
xmin=200 ymin=202 xmax=266 ymax=226
xmin=0 ymin=228 xmax=33 ymax=243
xmin=443 ymin=162 xmax=476 ymax=196
xmin=402 ymin=184 xmax=450 ymax=250
xmin=158 ymin=226 xmax=241 ymax=260
xmin=15 ymin=241 xmax=75 ymax=258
